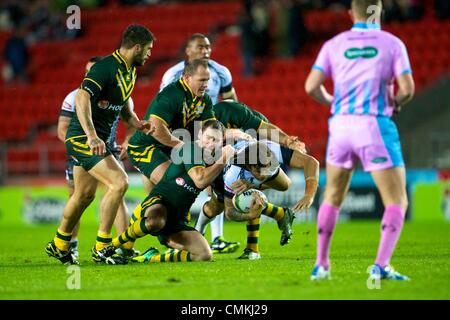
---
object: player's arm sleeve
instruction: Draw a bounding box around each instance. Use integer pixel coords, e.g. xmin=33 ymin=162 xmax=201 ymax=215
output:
xmin=178 ymin=143 xmax=206 ymax=173
xmin=60 ymin=93 xmax=75 ymax=118
xmin=80 ymin=62 xmax=111 ymax=98
xmin=218 ymin=65 xmax=233 ymax=94
xmin=127 ymin=97 xmax=135 ymax=112
xmin=393 ymin=39 xmax=412 ymax=77
xmin=239 ymin=108 xmax=264 ymax=131
xmin=149 ymin=93 xmax=178 ymax=126
xmin=223 ymin=169 xmax=237 ymax=198
xmin=312 ymin=41 xmax=331 ymax=77
xmin=159 ymin=69 xmax=177 ymax=92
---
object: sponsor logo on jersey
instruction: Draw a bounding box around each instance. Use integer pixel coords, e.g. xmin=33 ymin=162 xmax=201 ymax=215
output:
xmin=97 ymin=100 xmax=124 ymax=111
xmin=98 ymin=100 xmax=109 ymax=109
xmin=176 ymin=177 xmax=185 ymax=186
xmin=344 ymin=47 xmax=378 ymax=59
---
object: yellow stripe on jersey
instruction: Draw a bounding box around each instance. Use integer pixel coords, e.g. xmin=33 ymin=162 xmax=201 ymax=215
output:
xmin=187 ymin=165 xmax=205 ymax=175
xmin=150 ymin=114 xmax=169 ymax=126
xmin=128 ymin=145 xmax=154 ymax=157
xmin=113 ymin=50 xmax=130 ymax=71
xmin=84 ymin=78 xmax=102 ymax=90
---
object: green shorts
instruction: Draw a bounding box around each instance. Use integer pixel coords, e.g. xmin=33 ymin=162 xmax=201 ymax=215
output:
xmin=127 ymin=143 xmax=170 ymax=178
xmin=133 ymin=194 xmax=196 ymax=247
xmin=65 ymin=135 xmax=112 ymax=171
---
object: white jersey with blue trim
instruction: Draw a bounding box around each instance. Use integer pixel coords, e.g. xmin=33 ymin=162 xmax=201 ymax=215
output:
xmin=60 ymin=88 xmax=134 ymax=147
xmin=160 ymin=59 xmax=233 ymax=104
xmin=223 ymin=140 xmax=283 ymax=196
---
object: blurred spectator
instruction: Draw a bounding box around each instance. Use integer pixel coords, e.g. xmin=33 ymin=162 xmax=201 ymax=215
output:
xmin=238 ymin=6 xmax=256 ymax=77
xmin=435 ymin=0 xmax=450 ymax=20
xmin=3 ymin=25 xmax=29 ymax=85
xmin=382 ymin=0 xmax=424 ymax=22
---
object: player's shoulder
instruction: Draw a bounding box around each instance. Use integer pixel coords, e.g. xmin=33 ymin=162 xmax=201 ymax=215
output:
xmin=379 ymin=30 xmax=407 ymax=47
xmin=164 ymin=61 xmax=185 ymax=76
xmin=208 ymin=60 xmax=232 ymax=76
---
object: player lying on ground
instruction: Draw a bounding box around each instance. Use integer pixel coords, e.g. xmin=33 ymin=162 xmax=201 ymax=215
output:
xmin=112 ymin=120 xmax=236 ymax=263
xmin=196 ymin=140 xmax=319 ymax=260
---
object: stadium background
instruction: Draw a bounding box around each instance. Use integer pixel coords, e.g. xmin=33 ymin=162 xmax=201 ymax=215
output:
xmin=0 ymin=0 xmax=448 ymax=225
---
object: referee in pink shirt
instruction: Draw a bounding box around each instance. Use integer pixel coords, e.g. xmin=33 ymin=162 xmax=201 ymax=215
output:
xmin=305 ymin=0 xmax=415 ymax=281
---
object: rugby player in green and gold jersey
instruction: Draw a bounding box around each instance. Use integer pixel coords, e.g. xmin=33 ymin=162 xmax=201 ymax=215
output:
xmin=45 ymin=25 xmax=155 ymax=265
xmin=126 ymin=58 xmax=215 ymax=193
xmin=113 ymin=120 xmax=236 ymax=263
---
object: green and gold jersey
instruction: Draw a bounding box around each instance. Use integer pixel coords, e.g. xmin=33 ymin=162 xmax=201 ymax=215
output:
xmin=66 ymin=50 xmax=136 ymax=142
xmin=213 ymin=100 xmax=269 ymax=131
xmin=150 ymin=141 xmax=206 ymax=213
xmin=130 ymin=79 xmax=215 ymax=147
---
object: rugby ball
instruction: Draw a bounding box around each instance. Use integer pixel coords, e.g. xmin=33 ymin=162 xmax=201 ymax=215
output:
xmin=232 ymin=189 xmax=268 ymax=213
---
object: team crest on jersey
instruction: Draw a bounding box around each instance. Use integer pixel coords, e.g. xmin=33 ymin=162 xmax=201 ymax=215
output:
xmin=176 ymin=177 xmax=185 ymax=186
xmin=98 ymin=100 xmax=109 ymax=109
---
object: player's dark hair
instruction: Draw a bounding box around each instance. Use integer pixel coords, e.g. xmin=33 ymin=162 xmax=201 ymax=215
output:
xmin=89 ymin=56 xmax=102 ymax=63
xmin=121 ymin=24 xmax=155 ymax=49
xmin=186 ymin=33 xmax=208 ymax=46
xmin=235 ymin=142 xmax=279 ymax=168
xmin=351 ymin=0 xmax=382 ymax=19
xmin=183 ymin=58 xmax=209 ymax=76
xmin=201 ymin=119 xmax=225 ymax=137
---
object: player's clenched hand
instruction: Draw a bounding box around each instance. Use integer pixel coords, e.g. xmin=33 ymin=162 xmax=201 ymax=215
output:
xmin=292 ymin=194 xmax=314 ymax=213
xmin=138 ymin=120 xmax=155 ymax=135
xmin=231 ymin=179 xmax=255 ymax=194
xmin=286 ymin=136 xmax=307 ymax=153
xmin=221 ymin=145 xmax=235 ymax=163
xmin=88 ymin=136 xmax=106 ymax=156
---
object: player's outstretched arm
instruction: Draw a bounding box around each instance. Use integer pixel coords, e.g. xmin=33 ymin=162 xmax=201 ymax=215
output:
xmin=149 ymin=115 xmax=184 ymax=148
xmin=288 ymin=151 xmax=320 ymax=212
xmin=120 ymin=101 xmax=153 ymax=135
xmin=75 ymin=89 xmax=105 ymax=155
xmin=258 ymin=122 xmax=306 ymax=153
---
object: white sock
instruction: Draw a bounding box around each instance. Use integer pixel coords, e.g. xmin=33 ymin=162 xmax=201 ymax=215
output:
xmin=211 ymin=212 xmax=224 ymax=241
xmin=195 ymin=204 xmax=214 ymax=235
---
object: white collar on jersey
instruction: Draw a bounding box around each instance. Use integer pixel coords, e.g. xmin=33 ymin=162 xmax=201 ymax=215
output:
xmin=351 ymin=22 xmax=381 ymax=31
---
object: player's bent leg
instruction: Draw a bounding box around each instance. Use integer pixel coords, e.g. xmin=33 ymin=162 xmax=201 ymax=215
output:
xmin=46 ymin=166 xmax=98 ymax=265
xmin=113 ymin=199 xmax=141 ymax=259
xmin=370 ymin=167 xmax=409 ymax=279
xmin=149 ymin=160 xmax=171 ymax=189
xmin=195 ymin=199 xmax=221 ymax=235
xmin=312 ymin=163 xmax=353 ymax=279
xmin=113 ymin=203 xmax=167 ymax=252
xmin=88 ymin=155 xmax=128 ymax=249
xmin=162 ymin=230 xmax=212 ymax=262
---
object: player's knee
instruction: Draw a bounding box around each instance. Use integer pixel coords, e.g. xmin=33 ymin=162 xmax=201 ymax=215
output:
xmin=204 ymin=201 xmax=221 ymax=218
xmin=195 ymin=248 xmax=212 ymax=261
xmin=112 ymin=177 xmax=129 ymax=195
xmin=75 ymin=189 xmax=96 ymax=205
xmin=145 ymin=216 xmax=166 ymax=234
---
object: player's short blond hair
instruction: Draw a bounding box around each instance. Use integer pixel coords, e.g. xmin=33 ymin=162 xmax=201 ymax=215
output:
xmin=351 ymin=0 xmax=382 ymax=19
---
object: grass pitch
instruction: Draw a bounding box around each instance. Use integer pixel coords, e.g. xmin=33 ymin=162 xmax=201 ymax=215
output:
xmin=0 ymin=221 xmax=449 ymax=300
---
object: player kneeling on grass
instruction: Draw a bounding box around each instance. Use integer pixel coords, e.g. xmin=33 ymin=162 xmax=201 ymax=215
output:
xmin=196 ymin=140 xmax=319 ymax=260
xmin=112 ymin=120 xmax=235 ymax=263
